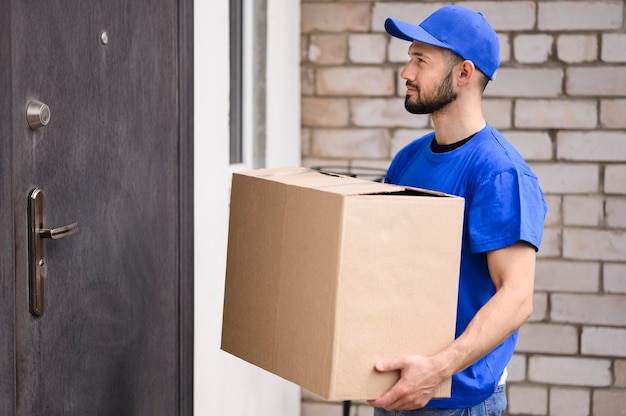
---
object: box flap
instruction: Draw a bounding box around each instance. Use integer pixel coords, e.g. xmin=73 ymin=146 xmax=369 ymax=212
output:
xmin=236 ymin=166 xmax=409 ymax=196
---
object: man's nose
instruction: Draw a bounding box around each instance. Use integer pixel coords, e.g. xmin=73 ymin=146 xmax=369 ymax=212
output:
xmin=400 ymin=62 xmax=415 ymax=81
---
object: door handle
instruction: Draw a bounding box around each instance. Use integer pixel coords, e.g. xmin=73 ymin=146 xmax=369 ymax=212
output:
xmin=28 ymin=188 xmax=79 ymax=316
xmin=39 ymin=222 xmax=78 ymax=240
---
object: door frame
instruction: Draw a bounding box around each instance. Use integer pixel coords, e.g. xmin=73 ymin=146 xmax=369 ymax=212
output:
xmin=0 ymin=0 xmax=194 ymax=414
xmin=0 ymin=0 xmax=17 ymax=412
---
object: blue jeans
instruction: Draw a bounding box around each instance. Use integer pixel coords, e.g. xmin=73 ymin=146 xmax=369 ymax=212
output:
xmin=373 ymin=384 xmax=507 ymax=416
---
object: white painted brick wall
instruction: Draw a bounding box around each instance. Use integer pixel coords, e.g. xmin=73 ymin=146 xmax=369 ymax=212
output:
xmin=592 ymin=390 xmax=626 ymax=415
xmin=551 ymin=293 xmax=626 ymax=325
xmin=615 ymin=360 xmax=626 ymax=388
xmin=562 ymin=195 xmax=604 ymax=226
xmin=606 ymin=198 xmax=626 ymax=229
xmin=563 ymin=229 xmax=626 ymax=261
xmin=507 ymin=385 xmax=548 ymax=415
xmin=485 ymin=68 xmax=563 ymax=98
xmin=316 ymin=67 xmax=395 ymax=96
xmin=390 ymin=128 xmax=431 ymax=155
xmin=581 ymin=327 xmax=626 ymax=357
xmin=601 ymin=33 xmax=626 ymax=63
xmin=514 ymin=34 xmax=553 ymax=64
xmin=535 ymin=260 xmax=600 ymax=292
xmin=302 ymin=3 xmax=371 ymax=33
xmin=536 ymin=226 xmax=561 ymax=258
xmin=538 ymin=1 xmax=624 ymax=31
xmin=349 ymin=34 xmax=386 ymax=64
xmin=550 ymin=387 xmax=591 ymax=416
xmin=308 ymin=34 xmax=347 ymax=65
xmin=605 ymin=263 xmax=626 ymax=294
xmin=530 ymin=292 xmax=548 ymax=322
xmin=601 ymin=99 xmax=626 ymax=129
xmin=543 ymin=195 xmax=561 ymax=226
xmin=508 ymin=354 xmax=526 ymax=382
xmin=531 ymin=163 xmax=599 ymax=194
xmin=482 ymin=99 xmax=512 ymax=129
xmin=605 ymin=164 xmax=626 ymax=194
xmin=311 ymin=128 xmax=390 ymax=159
xmin=528 ymin=356 xmax=612 ymax=386
xmin=517 ymin=323 xmax=579 ymax=354
xmin=505 ymin=131 xmax=553 ymax=161
xmin=351 ymin=98 xmax=420 ymax=128
xmin=557 ymin=131 xmax=626 ymax=162
xmin=515 ymin=99 xmax=597 ymax=129
xmin=557 ymin=34 xmax=598 ymax=63
xmin=463 ymin=1 xmax=536 ymax=31
xmin=567 ymin=67 xmax=626 ymax=96
xmin=302 ymin=97 xmax=349 ymax=127
xmin=371 ymin=3 xmax=444 ymax=32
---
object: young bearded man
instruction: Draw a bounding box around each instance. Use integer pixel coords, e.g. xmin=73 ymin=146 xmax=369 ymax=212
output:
xmin=367 ymin=5 xmax=547 ymax=416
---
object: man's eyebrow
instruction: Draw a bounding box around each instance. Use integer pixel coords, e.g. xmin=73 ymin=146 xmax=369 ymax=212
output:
xmin=408 ymin=50 xmax=430 ymax=59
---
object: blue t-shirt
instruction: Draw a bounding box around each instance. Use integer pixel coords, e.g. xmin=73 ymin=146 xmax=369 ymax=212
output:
xmin=385 ymin=123 xmax=547 ymax=408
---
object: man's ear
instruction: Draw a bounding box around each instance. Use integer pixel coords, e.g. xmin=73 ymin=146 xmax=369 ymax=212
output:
xmin=458 ymin=60 xmax=476 ymax=83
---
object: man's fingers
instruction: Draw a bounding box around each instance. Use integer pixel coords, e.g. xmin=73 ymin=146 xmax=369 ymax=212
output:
xmin=367 ymin=378 xmax=412 ymax=410
xmin=367 ymin=390 xmax=399 ymax=410
xmin=374 ymin=356 xmax=408 ymax=373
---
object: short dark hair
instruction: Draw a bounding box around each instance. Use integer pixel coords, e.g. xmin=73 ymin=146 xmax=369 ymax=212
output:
xmin=442 ymin=49 xmax=490 ymax=92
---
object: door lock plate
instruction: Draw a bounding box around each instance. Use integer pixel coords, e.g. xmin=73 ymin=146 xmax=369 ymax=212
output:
xmin=28 ymin=188 xmax=78 ymax=316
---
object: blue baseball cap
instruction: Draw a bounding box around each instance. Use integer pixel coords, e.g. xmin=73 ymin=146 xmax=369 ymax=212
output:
xmin=385 ymin=5 xmax=500 ymax=80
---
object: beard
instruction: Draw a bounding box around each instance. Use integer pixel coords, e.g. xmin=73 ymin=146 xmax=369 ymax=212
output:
xmin=404 ymin=69 xmax=457 ymax=114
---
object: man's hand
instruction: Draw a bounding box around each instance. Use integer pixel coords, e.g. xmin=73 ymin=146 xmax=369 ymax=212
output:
xmin=366 ymin=355 xmax=447 ymax=411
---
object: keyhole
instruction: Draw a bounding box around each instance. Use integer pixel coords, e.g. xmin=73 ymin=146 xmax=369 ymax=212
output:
xmin=40 ymin=106 xmax=50 ymax=125
xmin=38 ymin=259 xmax=47 ymax=278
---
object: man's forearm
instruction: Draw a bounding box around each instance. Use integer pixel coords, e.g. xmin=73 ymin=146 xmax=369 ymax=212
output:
xmin=432 ymin=278 xmax=534 ymax=379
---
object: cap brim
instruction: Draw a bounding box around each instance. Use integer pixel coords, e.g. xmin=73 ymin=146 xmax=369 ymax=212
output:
xmin=384 ymin=17 xmax=449 ymax=50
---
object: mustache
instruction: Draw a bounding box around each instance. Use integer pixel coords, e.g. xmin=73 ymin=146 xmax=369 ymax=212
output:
xmin=405 ymin=81 xmax=419 ymax=90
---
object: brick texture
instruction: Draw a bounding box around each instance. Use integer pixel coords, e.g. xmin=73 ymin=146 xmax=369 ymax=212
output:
xmin=616 ymin=360 xmax=626 ymax=388
xmin=485 ymin=68 xmax=563 ymax=98
xmin=531 ymin=163 xmax=599 ymax=194
xmin=549 ymin=387 xmax=591 ymax=416
xmin=551 ymin=293 xmax=626 ymax=325
xmin=535 ymin=260 xmax=599 ymax=293
xmin=601 ymin=99 xmax=626 ymax=128
xmin=507 ymin=384 xmax=548 ymax=415
xmin=516 ymin=323 xmax=578 ymax=354
xmin=514 ymin=34 xmax=553 ymax=64
xmin=557 ymin=34 xmax=598 ymax=63
xmin=602 ymin=34 xmax=626 ymax=63
xmin=515 ymin=99 xmax=597 ymax=129
xmin=538 ymin=1 xmax=624 ymax=31
xmin=582 ymin=327 xmax=626 ymax=357
xmin=605 ymin=263 xmax=626 ymax=294
xmin=605 ymin=165 xmax=626 ymax=194
xmin=557 ymin=131 xmax=626 ymax=162
xmin=562 ymin=195 xmax=604 ymax=226
xmin=300 ymin=1 xmax=626 ymax=415
xmin=529 ymin=356 xmax=611 ymax=386
xmin=592 ymin=390 xmax=626 ymax=416
xmin=567 ymin=67 xmax=626 ymax=96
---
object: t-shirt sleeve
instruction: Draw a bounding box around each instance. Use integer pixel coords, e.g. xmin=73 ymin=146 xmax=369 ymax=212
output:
xmin=468 ymin=169 xmax=547 ymax=253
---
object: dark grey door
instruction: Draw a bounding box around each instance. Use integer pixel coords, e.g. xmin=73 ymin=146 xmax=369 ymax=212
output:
xmin=0 ymin=1 xmax=193 ymax=415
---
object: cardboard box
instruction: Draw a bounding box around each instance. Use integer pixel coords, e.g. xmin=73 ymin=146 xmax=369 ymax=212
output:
xmin=221 ymin=167 xmax=464 ymax=401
